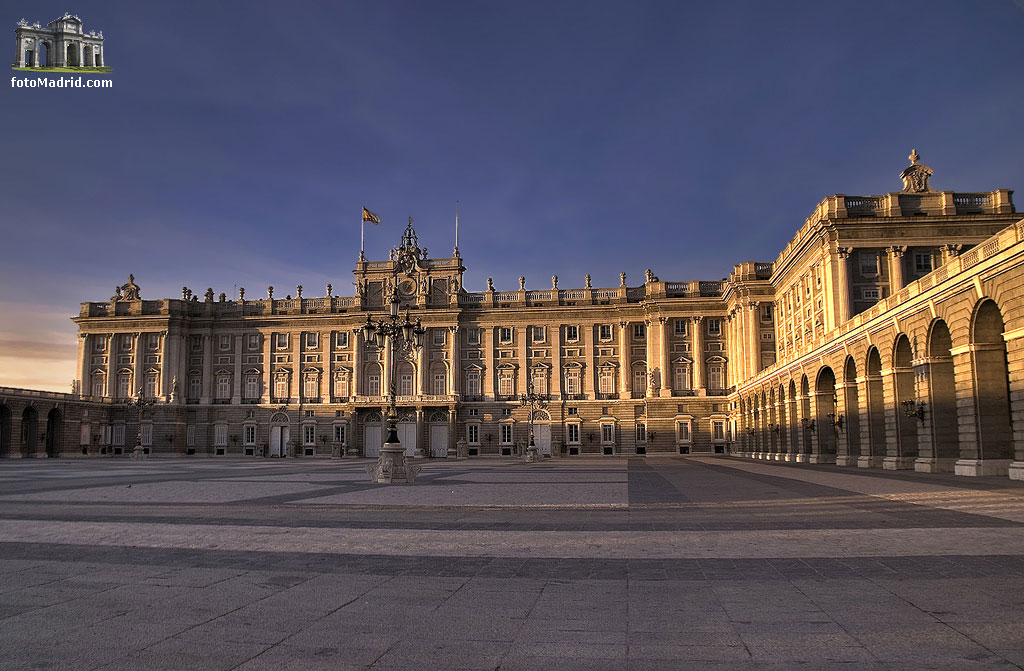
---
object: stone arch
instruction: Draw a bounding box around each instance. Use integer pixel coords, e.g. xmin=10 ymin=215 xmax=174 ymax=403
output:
xmin=892 ymin=334 xmax=919 ymax=465
xmin=530 ymin=409 xmax=551 ymax=423
xmin=787 ymin=379 xmax=798 ymax=458
xmin=395 ymin=361 xmax=415 ymax=396
xmin=363 ymin=362 xmax=383 ymax=396
xmin=45 ymin=408 xmax=63 ymax=458
xmin=799 ymin=375 xmax=811 ymax=458
xmin=269 ymin=412 xmax=289 ymax=425
xmin=429 ymin=361 xmax=449 ymax=395
xmin=757 ymin=389 xmax=767 ymax=455
xmin=968 ymin=299 xmax=1013 ymax=468
xmin=0 ymin=404 xmax=10 ymax=457
xmin=768 ymin=388 xmax=778 ymax=455
xmin=815 ymin=366 xmax=837 ymax=458
xmin=926 ymin=319 xmax=959 ymax=469
xmin=364 ymin=411 xmax=383 ymax=424
xmin=66 ymin=42 xmax=79 ymax=67
xmin=777 ymin=383 xmax=788 ymax=457
xmin=21 ymin=406 xmax=38 ymax=457
xmin=863 ymin=346 xmax=886 ymax=466
xmin=842 ymin=356 xmax=862 ymax=462
xmin=428 ymin=410 xmax=449 ymax=423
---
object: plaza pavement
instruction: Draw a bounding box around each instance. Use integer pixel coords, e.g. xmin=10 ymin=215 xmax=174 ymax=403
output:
xmin=2 ymin=456 xmax=1024 ymax=669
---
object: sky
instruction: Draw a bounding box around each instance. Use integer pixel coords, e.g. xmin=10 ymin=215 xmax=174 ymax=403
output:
xmin=1 ymin=0 xmax=1023 ymax=391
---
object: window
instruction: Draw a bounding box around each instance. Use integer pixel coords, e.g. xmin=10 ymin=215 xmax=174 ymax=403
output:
xmin=245 ymin=374 xmax=260 ymax=399
xmin=118 ymin=373 xmax=132 ymax=399
xmin=761 ymin=332 xmax=774 ymax=341
xmin=121 ymin=336 xmax=132 ymax=352
xmin=915 ymin=253 xmax=933 ymax=273
xmin=860 ymin=251 xmax=878 ymax=275
xmin=147 ymin=334 xmax=159 ymax=351
xmin=502 ymin=408 xmax=512 ymax=416
xmin=244 ymin=425 xmax=256 ymax=445
xmin=333 ymin=373 xmax=348 ymax=397
xmin=112 ymin=424 xmax=125 ymax=446
xmin=533 ymin=326 xmax=546 ymax=342
xmin=862 ymin=288 xmax=880 ymax=300
xmin=94 ymin=337 xmax=105 ymax=352
xmin=712 ymin=420 xmax=726 ymax=441
xmin=601 ymin=423 xmax=614 ymax=444
xmin=215 ymin=425 xmax=227 ymax=446
xmin=433 ymin=372 xmax=446 ymax=395
xmin=565 ymin=369 xmax=581 ymax=395
xmin=636 ymin=423 xmax=647 ymax=443
xmin=567 ymin=423 xmax=580 ymax=444
xmin=367 ymin=373 xmax=380 ymax=397
xmin=272 ymin=376 xmax=288 ymax=399
xmin=565 ymin=325 xmax=578 ymax=342
xmin=186 ymin=424 xmax=195 ymax=447
xmin=468 ymin=423 xmax=479 ymax=444
xmin=499 ymin=327 xmax=513 ymax=344
xmin=708 ymin=364 xmax=723 ymax=390
xmin=761 ymin=304 xmax=773 ymax=321
xmin=673 ymin=365 xmax=690 ymax=391
xmin=633 ymin=368 xmax=646 ymax=394
xmin=599 ymin=324 xmax=612 ymax=341
xmin=567 ymin=407 xmax=578 ymax=415
xmin=189 ymin=376 xmax=202 ymax=399
xmin=335 ymin=331 xmax=349 ymax=348
xmin=303 ymin=425 xmax=315 ymax=445
xmin=707 ymin=319 xmax=721 ymax=335
xmin=216 ymin=375 xmax=231 ymax=399
xmin=305 ymin=332 xmax=318 ymax=348
xmin=190 ymin=336 xmax=202 ymax=352
xmin=677 ymin=421 xmax=691 ymax=442
xmin=304 ymin=376 xmax=318 ymax=399
xmin=466 ymin=370 xmax=481 ymax=396
xmin=334 ymin=424 xmax=346 ymax=443
xmin=399 ymin=373 xmax=413 ymax=396
xmin=144 ymin=373 xmax=158 ymax=399
xmin=674 ymin=319 xmax=687 ymax=335
xmin=599 ymin=368 xmax=614 ymax=394
xmin=91 ymin=374 xmax=104 ymax=397
xmin=219 ymin=335 xmax=231 ymax=351
xmin=500 ymin=423 xmax=513 ymax=444
xmin=531 ymin=369 xmax=547 ymax=395
xmin=633 ymin=323 xmax=645 ymax=340
xmin=499 ymin=370 xmax=514 ymax=396
xmin=469 ymin=408 xmax=479 ymax=416
xmin=248 ymin=334 xmax=260 ymax=350
xmin=140 ymin=423 xmax=152 ymax=446
xmin=433 ymin=329 xmax=446 ymax=346
xmin=466 ymin=329 xmax=480 ymax=346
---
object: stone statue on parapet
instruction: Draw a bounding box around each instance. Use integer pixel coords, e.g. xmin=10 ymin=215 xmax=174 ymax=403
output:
xmin=900 ymin=149 xmax=934 ymax=193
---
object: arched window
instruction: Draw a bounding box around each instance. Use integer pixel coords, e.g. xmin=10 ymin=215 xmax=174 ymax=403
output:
xmin=333 ymin=371 xmax=349 ymax=397
xmin=433 ymin=369 xmax=447 ymax=395
xmin=531 ymin=367 xmax=548 ymax=395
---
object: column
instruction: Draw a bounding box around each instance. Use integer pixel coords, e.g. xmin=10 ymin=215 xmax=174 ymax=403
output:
xmin=887 ymin=246 xmax=906 ymax=292
xmin=352 ymin=330 xmax=363 ymax=398
xmin=161 ymin=330 xmax=173 ymax=401
xmin=448 ymin=408 xmax=456 ymax=455
xmin=415 ymin=408 xmax=425 ymax=458
xmin=483 ymin=326 xmax=494 ymax=399
xmin=692 ymin=316 xmax=704 ymax=393
xmin=232 ymin=334 xmax=242 ymax=404
xmin=834 ymin=381 xmax=854 ymax=466
xmin=517 ymin=326 xmax=528 ymax=395
xmin=836 ymin=248 xmax=852 ymax=324
xmin=132 ymin=333 xmax=144 ymax=397
xmin=382 ymin=335 xmax=392 ymax=397
xmin=201 ymin=333 xmax=212 ymax=403
xmin=659 ymin=317 xmax=671 ymax=397
xmin=14 ymin=37 xmax=24 ymax=68
xmin=418 ymin=331 xmax=429 ymax=395
xmin=748 ymin=302 xmax=760 ymax=378
xmin=645 ymin=320 xmax=655 ymax=397
xmin=76 ymin=334 xmax=88 ymax=396
xmin=106 ymin=334 xmax=117 ymax=397
xmin=324 ymin=330 xmax=333 ymax=402
xmin=880 ymin=365 xmax=905 ymax=469
xmin=449 ymin=326 xmax=460 ymax=396
xmin=584 ymin=323 xmax=596 ymax=398
xmin=262 ymin=332 xmax=273 ymax=403
xmin=177 ymin=335 xmax=188 ymax=404
xmin=552 ymin=324 xmax=563 ymax=399
xmin=618 ymin=322 xmax=629 ymax=398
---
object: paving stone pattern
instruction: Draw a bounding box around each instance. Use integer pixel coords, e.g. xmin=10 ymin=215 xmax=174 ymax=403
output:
xmin=2 ymin=456 xmax=1024 ymax=669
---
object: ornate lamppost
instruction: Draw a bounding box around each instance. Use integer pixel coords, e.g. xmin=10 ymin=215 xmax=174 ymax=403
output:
xmin=125 ymin=393 xmax=156 ymax=459
xmin=518 ymin=379 xmax=547 ymax=462
xmin=362 ymin=287 xmax=426 ymax=484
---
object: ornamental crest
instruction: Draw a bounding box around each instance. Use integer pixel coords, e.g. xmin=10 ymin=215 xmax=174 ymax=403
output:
xmin=899 ymin=149 xmax=934 ymax=193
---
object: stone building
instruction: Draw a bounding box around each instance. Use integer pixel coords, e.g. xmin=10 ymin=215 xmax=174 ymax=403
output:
xmin=12 ymin=15 xmax=104 ymax=69
xmin=1 ymin=152 xmax=1022 ymax=480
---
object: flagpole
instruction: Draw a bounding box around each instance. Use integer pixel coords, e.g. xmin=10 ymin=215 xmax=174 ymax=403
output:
xmin=454 ymin=200 xmax=460 ymax=256
xmin=360 ymin=207 xmax=365 ymax=261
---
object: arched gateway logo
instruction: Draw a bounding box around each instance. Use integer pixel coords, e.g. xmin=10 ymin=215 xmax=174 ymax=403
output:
xmin=12 ymin=14 xmax=111 ymax=73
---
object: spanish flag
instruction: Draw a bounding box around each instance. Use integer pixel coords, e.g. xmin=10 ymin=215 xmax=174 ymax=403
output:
xmin=362 ymin=207 xmax=381 ymax=225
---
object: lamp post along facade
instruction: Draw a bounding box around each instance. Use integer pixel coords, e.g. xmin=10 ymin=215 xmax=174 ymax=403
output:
xmin=125 ymin=393 xmax=156 ymax=459
xmin=519 ymin=380 xmax=547 ymax=462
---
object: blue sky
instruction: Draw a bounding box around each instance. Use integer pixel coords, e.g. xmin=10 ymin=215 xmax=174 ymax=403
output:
xmin=2 ymin=0 xmax=1023 ymax=390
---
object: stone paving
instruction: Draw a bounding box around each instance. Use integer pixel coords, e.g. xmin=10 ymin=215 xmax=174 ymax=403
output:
xmin=2 ymin=456 xmax=1024 ymax=669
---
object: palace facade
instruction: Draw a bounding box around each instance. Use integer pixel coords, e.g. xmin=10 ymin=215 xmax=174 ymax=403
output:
xmin=2 ymin=152 xmax=1023 ymax=478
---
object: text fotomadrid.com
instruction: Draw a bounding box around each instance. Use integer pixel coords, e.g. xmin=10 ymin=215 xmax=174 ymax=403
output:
xmin=11 ymin=76 xmax=113 ymax=88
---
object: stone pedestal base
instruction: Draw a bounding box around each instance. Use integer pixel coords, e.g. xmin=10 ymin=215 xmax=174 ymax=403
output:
xmin=366 ymin=445 xmax=421 ymax=484
xmin=883 ymin=456 xmax=915 ymax=470
xmin=772 ymin=453 xmax=783 ymax=461
xmin=807 ymin=454 xmax=836 ymax=465
xmin=914 ymin=457 xmax=956 ymax=473
xmin=955 ymin=458 xmax=1011 ymax=477
xmin=794 ymin=454 xmax=808 ymax=463
xmin=131 ymin=445 xmax=147 ymax=460
xmin=1009 ymin=462 xmax=1024 ymax=481
xmin=524 ymin=445 xmax=540 ymax=463
xmin=783 ymin=453 xmax=796 ymax=462
xmin=857 ymin=456 xmax=884 ymax=468
xmin=835 ymin=455 xmax=855 ymax=466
